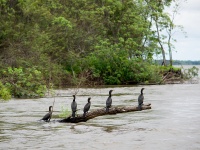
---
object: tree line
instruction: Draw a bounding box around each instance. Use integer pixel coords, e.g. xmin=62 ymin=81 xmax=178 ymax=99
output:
xmin=0 ymin=0 xmax=181 ymax=99
xmin=156 ymin=60 xmax=200 ymax=65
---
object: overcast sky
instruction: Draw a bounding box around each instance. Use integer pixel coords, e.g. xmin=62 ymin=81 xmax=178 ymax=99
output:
xmin=166 ymin=0 xmax=200 ymax=61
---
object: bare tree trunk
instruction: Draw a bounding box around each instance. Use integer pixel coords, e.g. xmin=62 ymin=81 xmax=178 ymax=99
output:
xmin=155 ymin=19 xmax=166 ymax=66
xmin=168 ymin=34 xmax=173 ymax=66
xmin=166 ymin=0 xmax=185 ymax=66
xmin=58 ymin=103 xmax=151 ymax=123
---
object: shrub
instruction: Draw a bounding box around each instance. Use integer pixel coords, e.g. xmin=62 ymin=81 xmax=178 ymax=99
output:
xmin=0 ymin=67 xmax=47 ymax=98
xmin=0 ymin=81 xmax=11 ymax=100
xmin=84 ymin=47 xmax=162 ymax=85
xmin=183 ymin=66 xmax=199 ymax=79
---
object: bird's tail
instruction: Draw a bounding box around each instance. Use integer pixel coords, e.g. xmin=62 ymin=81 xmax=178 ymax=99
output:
xmin=138 ymin=105 xmax=142 ymax=111
xmin=72 ymin=111 xmax=75 ymax=118
xmin=106 ymin=107 xmax=109 ymax=113
xmin=83 ymin=112 xmax=86 ymax=117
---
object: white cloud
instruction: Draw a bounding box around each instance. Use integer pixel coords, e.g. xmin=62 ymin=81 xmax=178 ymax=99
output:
xmin=173 ymin=38 xmax=200 ymax=60
xmin=165 ymin=0 xmax=200 ymax=60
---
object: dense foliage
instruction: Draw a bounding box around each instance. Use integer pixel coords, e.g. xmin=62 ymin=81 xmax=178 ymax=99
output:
xmin=0 ymin=0 xmax=184 ymax=99
xmin=0 ymin=67 xmax=47 ymax=98
xmin=0 ymin=81 xmax=11 ymax=100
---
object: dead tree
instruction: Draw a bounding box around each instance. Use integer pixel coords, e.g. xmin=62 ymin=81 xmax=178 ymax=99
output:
xmin=58 ymin=103 xmax=151 ymax=123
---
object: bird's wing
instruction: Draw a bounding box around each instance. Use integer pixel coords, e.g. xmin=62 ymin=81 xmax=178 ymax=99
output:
xmin=74 ymin=102 xmax=77 ymax=109
xmin=85 ymin=103 xmax=91 ymax=112
xmin=106 ymin=97 xmax=112 ymax=105
xmin=138 ymin=95 xmax=144 ymax=105
xmin=71 ymin=102 xmax=77 ymax=111
xmin=42 ymin=113 xmax=50 ymax=120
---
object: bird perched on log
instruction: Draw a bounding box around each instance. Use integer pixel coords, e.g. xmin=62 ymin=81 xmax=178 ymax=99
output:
xmin=41 ymin=106 xmax=53 ymax=122
xmin=71 ymin=95 xmax=77 ymax=118
xmin=83 ymin=97 xmax=91 ymax=117
xmin=106 ymin=90 xmax=113 ymax=112
xmin=138 ymin=88 xmax=145 ymax=110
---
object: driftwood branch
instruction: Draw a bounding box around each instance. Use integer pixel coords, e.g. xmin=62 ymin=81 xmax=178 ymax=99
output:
xmin=58 ymin=103 xmax=151 ymax=123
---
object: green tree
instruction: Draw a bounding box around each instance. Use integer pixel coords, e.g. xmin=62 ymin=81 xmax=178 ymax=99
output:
xmin=0 ymin=0 xmax=181 ymax=97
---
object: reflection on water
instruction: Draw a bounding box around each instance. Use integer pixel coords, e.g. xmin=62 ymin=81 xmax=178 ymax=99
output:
xmin=0 ymin=75 xmax=200 ymax=149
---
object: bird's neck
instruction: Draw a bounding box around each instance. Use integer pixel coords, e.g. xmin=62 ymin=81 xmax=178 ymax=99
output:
xmin=141 ymin=89 xmax=143 ymax=94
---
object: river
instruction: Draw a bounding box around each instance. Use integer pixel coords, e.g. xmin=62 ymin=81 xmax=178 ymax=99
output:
xmin=0 ymin=66 xmax=200 ymax=150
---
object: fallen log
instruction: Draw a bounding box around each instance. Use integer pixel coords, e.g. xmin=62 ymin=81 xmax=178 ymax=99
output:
xmin=58 ymin=103 xmax=151 ymax=123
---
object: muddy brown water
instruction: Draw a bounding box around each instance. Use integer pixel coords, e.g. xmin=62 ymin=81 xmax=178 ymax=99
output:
xmin=0 ymin=66 xmax=200 ymax=150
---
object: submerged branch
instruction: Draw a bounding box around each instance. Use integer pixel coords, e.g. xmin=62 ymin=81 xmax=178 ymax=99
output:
xmin=58 ymin=103 xmax=151 ymax=123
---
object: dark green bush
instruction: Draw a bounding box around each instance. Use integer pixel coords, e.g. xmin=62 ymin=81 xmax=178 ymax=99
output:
xmin=0 ymin=67 xmax=47 ymax=98
xmin=0 ymin=81 xmax=11 ymax=100
xmin=84 ymin=47 xmax=162 ymax=85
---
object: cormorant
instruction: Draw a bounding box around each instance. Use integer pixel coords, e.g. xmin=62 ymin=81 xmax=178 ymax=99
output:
xmin=106 ymin=90 xmax=113 ymax=112
xmin=138 ymin=88 xmax=145 ymax=110
xmin=71 ymin=95 xmax=77 ymax=118
xmin=41 ymin=106 xmax=53 ymax=122
xmin=83 ymin=97 xmax=91 ymax=117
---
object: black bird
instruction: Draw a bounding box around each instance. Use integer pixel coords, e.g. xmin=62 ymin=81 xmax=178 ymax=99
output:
xmin=83 ymin=97 xmax=91 ymax=117
xmin=71 ymin=95 xmax=77 ymax=118
xmin=41 ymin=106 xmax=53 ymax=122
xmin=138 ymin=88 xmax=145 ymax=110
xmin=106 ymin=90 xmax=113 ymax=112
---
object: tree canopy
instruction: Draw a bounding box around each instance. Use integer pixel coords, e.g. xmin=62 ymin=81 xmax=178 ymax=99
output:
xmin=0 ymin=0 xmax=180 ymax=99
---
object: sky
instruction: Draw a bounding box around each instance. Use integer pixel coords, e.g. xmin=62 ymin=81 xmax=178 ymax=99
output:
xmin=166 ymin=0 xmax=200 ymax=61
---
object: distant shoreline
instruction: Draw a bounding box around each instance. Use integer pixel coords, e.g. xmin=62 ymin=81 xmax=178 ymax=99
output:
xmin=155 ymin=60 xmax=200 ymax=65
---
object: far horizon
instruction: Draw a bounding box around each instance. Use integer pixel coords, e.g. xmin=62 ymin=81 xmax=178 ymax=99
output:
xmin=155 ymin=59 xmax=200 ymax=61
xmin=153 ymin=55 xmax=200 ymax=62
xmin=154 ymin=59 xmax=200 ymax=65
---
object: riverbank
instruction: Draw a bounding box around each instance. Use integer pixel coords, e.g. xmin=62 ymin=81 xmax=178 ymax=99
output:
xmin=0 ymin=65 xmax=199 ymax=100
